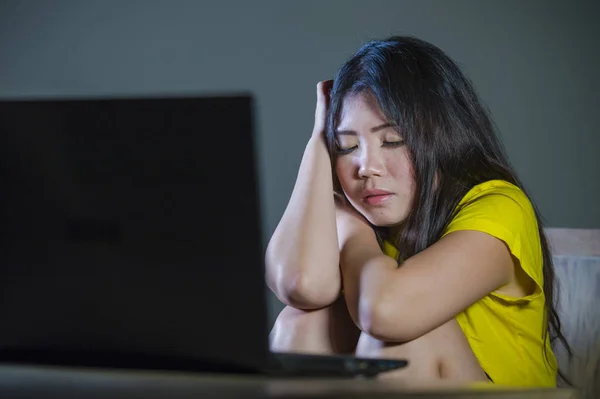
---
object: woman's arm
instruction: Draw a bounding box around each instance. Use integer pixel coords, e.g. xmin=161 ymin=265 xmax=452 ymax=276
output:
xmin=336 ymin=204 xmax=513 ymax=343
xmin=265 ymin=81 xmax=341 ymax=310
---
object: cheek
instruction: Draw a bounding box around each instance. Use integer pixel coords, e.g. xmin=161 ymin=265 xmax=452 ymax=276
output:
xmin=334 ymin=159 xmax=354 ymax=190
xmin=386 ymin=152 xmax=412 ymax=181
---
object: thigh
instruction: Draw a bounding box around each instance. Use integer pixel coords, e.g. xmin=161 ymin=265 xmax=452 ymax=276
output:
xmin=355 ymin=318 xmax=487 ymax=382
xmin=269 ymin=295 xmax=361 ymax=355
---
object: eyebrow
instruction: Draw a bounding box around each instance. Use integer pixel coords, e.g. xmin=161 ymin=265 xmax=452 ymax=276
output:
xmin=335 ymin=122 xmax=395 ymax=136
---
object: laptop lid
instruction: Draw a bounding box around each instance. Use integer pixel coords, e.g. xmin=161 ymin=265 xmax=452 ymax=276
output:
xmin=0 ymin=95 xmax=270 ymax=372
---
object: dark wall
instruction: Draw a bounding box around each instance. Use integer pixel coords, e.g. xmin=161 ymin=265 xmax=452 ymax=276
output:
xmin=1 ymin=0 xmax=598 ymax=321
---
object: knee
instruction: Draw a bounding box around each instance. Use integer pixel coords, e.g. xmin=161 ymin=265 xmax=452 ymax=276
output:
xmin=270 ymin=306 xmax=326 ymax=339
xmin=269 ymin=305 xmax=330 ymax=354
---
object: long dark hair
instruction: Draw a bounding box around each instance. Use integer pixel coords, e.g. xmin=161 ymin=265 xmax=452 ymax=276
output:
xmin=325 ymin=36 xmax=572 ymax=382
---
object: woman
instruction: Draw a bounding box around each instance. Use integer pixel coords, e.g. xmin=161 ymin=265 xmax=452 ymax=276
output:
xmin=266 ymin=36 xmax=569 ymax=386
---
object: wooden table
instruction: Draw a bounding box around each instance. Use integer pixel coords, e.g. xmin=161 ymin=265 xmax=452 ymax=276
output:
xmin=0 ymin=365 xmax=579 ymax=398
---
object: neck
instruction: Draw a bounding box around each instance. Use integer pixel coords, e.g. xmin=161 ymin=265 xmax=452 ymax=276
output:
xmin=386 ymin=222 xmax=405 ymax=241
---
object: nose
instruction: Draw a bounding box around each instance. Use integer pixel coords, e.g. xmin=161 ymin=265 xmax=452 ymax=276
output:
xmin=358 ymin=146 xmax=385 ymax=179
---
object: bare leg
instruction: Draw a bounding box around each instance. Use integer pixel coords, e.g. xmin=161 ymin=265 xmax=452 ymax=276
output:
xmin=270 ymin=296 xmax=361 ymax=355
xmin=355 ymin=318 xmax=487 ymax=382
xmin=271 ymin=297 xmax=487 ymax=383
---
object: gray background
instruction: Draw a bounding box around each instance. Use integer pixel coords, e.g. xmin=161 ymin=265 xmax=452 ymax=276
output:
xmin=1 ymin=0 xmax=598 ymax=322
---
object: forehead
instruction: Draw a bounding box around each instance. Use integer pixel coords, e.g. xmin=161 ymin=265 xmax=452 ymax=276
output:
xmin=338 ymin=92 xmax=387 ymax=128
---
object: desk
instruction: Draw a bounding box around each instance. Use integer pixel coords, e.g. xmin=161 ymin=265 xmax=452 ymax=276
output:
xmin=0 ymin=365 xmax=578 ymax=399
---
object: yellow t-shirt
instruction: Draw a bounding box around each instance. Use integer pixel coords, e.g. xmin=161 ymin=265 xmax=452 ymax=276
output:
xmin=382 ymin=180 xmax=557 ymax=387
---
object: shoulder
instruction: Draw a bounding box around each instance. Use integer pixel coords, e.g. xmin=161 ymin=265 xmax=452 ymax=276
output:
xmin=457 ymin=180 xmax=534 ymax=215
xmin=443 ymin=180 xmax=545 ymax=285
xmin=444 ymin=180 xmax=538 ymax=242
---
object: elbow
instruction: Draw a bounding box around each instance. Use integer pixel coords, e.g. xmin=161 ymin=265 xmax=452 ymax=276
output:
xmin=286 ymin=273 xmax=340 ymax=309
xmin=272 ymin=269 xmax=340 ymax=310
xmin=357 ymin=295 xmax=417 ymax=343
xmin=357 ymin=296 xmax=390 ymax=340
xmin=265 ymin=241 xmax=340 ymax=310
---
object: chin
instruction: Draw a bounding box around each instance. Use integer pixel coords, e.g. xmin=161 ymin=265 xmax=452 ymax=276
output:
xmin=362 ymin=211 xmax=405 ymax=228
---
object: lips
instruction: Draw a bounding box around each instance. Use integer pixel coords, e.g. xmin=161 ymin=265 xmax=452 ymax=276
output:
xmin=362 ymin=189 xmax=393 ymax=206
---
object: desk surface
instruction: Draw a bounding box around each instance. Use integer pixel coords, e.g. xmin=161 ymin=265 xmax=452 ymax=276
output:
xmin=0 ymin=365 xmax=578 ymax=399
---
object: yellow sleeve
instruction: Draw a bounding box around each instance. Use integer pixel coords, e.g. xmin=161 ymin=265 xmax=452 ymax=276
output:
xmin=441 ymin=181 xmax=544 ymax=302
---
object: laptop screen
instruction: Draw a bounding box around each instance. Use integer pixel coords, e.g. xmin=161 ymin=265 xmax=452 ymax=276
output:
xmin=0 ymin=96 xmax=269 ymax=371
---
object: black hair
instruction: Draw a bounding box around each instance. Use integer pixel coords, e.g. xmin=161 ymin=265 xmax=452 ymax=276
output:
xmin=325 ymin=35 xmax=572 ymax=383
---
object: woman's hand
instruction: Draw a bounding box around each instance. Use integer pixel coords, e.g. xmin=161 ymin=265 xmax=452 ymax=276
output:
xmin=311 ymin=80 xmax=333 ymax=141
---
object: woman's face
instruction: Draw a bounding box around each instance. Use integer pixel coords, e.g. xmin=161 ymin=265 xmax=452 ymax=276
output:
xmin=334 ymin=92 xmax=415 ymax=227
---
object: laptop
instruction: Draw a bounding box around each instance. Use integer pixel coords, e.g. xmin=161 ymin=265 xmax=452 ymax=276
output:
xmin=0 ymin=95 xmax=407 ymax=378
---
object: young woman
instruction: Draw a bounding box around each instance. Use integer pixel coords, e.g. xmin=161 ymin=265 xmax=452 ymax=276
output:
xmin=265 ymin=36 xmax=569 ymax=386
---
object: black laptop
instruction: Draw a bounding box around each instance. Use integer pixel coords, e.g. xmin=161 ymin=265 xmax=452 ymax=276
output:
xmin=0 ymin=95 xmax=407 ymax=378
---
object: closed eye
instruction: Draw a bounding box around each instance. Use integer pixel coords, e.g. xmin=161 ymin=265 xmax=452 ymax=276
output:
xmin=383 ymin=140 xmax=405 ymax=148
xmin=336 ymin=144 xmax=357 ymax=155
xmin=336 ymin=140 xmax=404 ymax=155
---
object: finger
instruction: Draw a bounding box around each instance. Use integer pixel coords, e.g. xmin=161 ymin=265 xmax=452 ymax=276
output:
xmin=314 ymin=81 xmax=329 ymax=132
xmin=313 ymin=79 xmax=335 ymax=137
xmin=322 ymin=79 xmax=333 ymax=96
xmin=316 ymin=80 xmax=333 ymax=103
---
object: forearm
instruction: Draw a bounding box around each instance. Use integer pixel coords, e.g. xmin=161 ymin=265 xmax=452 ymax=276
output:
xmin=266 ymin=137 xmax=340 ymax=309
xmin=340 ymin=236 xmax=397 ymax=334
xmin=342 ymin=230 xmax=507 ymax=343
xmin=335 ymin=204 xmax=419 ymax=341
